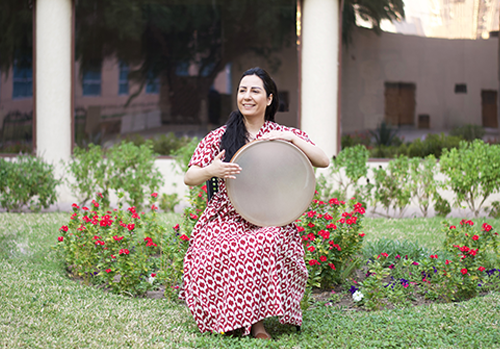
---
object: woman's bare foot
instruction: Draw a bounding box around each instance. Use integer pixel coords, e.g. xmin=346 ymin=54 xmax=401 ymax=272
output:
xmin=251 ymin=320 xmax=271 ymax=340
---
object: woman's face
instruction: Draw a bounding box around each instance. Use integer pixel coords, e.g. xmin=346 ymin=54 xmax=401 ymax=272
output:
xmin=237 ymin=74 xmax=272 ymax=121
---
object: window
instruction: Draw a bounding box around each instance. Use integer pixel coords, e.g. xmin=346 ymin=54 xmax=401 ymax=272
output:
xmin=455 ymin=84 xmax=467 ymax=94
xmin=12 ymin=60 xmax=33 ymax=99
xmin=118 ymin=62 xmax=129 ymax=95
xmin=146 ymin=70 xmax=160 ymax=94
xmin=82 ymin=65 xmax=102 ymax=96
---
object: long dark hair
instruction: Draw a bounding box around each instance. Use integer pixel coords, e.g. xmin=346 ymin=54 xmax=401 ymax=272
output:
xmin=220 ymin=67 xmax=279 ymax=161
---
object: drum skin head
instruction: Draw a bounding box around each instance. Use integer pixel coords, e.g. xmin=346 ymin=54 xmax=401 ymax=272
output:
xmin=226 ymin=140 xmax=315 ymax=227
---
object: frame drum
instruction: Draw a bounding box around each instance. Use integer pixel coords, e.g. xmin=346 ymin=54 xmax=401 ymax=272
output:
xmin=226 ymin=140 xmax=315 ymax=227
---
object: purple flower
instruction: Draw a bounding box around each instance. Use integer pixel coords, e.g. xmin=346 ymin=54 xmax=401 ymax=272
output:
xmin=349 ymin=286 xmax=359 ymax=295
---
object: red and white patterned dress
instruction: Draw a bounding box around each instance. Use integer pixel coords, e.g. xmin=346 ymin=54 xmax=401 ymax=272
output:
xmin=181 ymin=121 xmax=309 ymax=335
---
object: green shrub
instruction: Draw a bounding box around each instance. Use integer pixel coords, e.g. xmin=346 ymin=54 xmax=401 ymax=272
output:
xmin=434 ymin=193 xmax=451 ymax=217
xmin=122 ymin=132 xmax=192 ymax=156
xmin=372 ymin=156 xmax=413 ymax=217
xmin=0 ymin=156 xmax=59 ymax=212
xmin=409 ymin=155 xmax=438 ymax=217
xmin=362 ymin=238 xmax=432 ymax=261
xmin=370 ymin=121 xmax=399 ymax=147
xmin=66 ymin=141 xmax=164 ymax=209
xmin=159 ymin=192 xmax=180 ymax=213
xmin=439 ymin=140 xmax=500 ymax=217
xmin=450 ymin=124 xmax=485 ymax=142
xmin=406 ymin=133 xmax=462 ymax=158
xmin=330 ymin=145 xmax=371 ymax=204
xmin=171 ymin=137 xmax=199 ymax=174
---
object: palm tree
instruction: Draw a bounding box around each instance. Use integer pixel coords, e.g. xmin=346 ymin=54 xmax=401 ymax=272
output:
xmin=342 ymin=0 xmax=405 ymax=46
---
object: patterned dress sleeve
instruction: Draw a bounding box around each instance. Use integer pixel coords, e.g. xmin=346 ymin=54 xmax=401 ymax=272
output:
xmin=188 ymin=128 xmax=224 ymax=168
xmin=282 ymin=125 xmax=315 ymax=146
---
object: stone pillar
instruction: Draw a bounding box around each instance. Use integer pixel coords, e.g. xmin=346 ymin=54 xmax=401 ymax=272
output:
xmin=301 ymin=0 xmax=340 ymax=158
xmin=36 ymin=0 xmax=72 ymax=162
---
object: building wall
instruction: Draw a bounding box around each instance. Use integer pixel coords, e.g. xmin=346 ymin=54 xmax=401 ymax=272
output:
xmin=341 ymin=27 xmax=499 ymax=133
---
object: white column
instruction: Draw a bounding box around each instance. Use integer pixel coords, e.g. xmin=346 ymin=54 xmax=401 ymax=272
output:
xmin=36 ymin=0 xmax=72 ymax=162
xmin=301 ymin=0 xmax=340 ymax=158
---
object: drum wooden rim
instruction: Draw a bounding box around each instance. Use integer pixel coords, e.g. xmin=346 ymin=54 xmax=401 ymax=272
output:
xmin=226 ymin=140 xmax=315 ymax=227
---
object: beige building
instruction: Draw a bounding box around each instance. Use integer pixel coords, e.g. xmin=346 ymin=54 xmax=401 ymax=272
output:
xmin=341 ymin=26 xmax=499 ymax=134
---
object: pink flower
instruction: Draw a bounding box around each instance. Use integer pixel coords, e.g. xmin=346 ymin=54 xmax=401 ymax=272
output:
xmin=151 ymin=193 xmax=158 ymax=198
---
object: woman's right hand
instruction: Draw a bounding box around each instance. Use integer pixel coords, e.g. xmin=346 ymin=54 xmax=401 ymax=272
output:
xmin=184 ymin=149 xmax=242 ymax=186
xmin=208 ymin=150 xmax=242 ymax=179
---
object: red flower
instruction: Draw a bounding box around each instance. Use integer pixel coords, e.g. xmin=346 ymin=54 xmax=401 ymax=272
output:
xmin=105 ymin=269 xmax=111 ymax=273
xmin=58 ymin=236 xmax=64 ymax=242
xmin=338 ymin=218 xmax=345 ymax=224
xmin=119 ymin=249 xmax=130 ymax=255
xmin=323 ymin=213 xmax=333 ymax=220
xmin=359 ymin=233 xmax=365 ymax=237
xmin=97 ymin=192 xmax=103 ymax=198
xmin=430 ymin=254 xmax=438 ymax=259
xmin=472 ymin=235 xmax=479 ymax=241
xmin=71 ymin=203 xmax=80 ymax=209
xmin=128 ymin=207 xmax=137 ymax=214
xmin=173 ymin=224 xmax=180 ymax=230
xmin=478 ymin=266 xmax=485 ymax=272
xmin=151 ymin=205 xmax=158 ymax=210
xmin=59 ymin=225 xmax=69 ymax=232
xmin=82 ymin=206 xmax=89 ymax=211
xmin=127 ymin=223 xmax=135 ymax=231
xmin=328 ymin=263 xmax=336 ymax=270
xmin=307 ymin=210 xmax=316 ymax=218
xmin=320 ymin=256 xmax=327 ymax=262
xmin=381 ymin=252 xmax=388 ymax=258
xmin=151 ymin=193 xmax=158 ymax=198
xmin=461 ymin=268 xmax=468 ymax=275
xmin=482 ymin=223 xmax=492 ymax=232
xmin=180 ymin=234 xmax=189 ymax=241
xmin=92 ymin=199 xmax=99 ymax=208
xmin=131 ymin=213 xmax=140 ymax=219
xmin=113 ymin=236 xmax=124 ymax=241
xmin=190 ymin=213 xmax=198 ymax=220
xmin=297 ymin=226 xmax=305 ymax=233
xmin=329 ymin=198 xmax=340 ymax=205
xmin=466 ymin=220 xmax=474 ymax=226
xmin=308 ymin=259 xmax=319 ymax=266
xmin=449 ymin=225 xmax=456 ymax=230
xmin=307 ymin=222 xmax=315 ymax=228
xmin=468 ymin=249 xmax=477 ymax=256
xmin=111 ymin=255 xmax=116 ymax=259
xmin=326 ymin=223 xmax=337 ymax=230
xmin=201 ymin=185 xmax=207 ymax=193
xmin=151 ymin=273 xmax=157 ymax=277
xmin=307 ymin=246 xmax=315 ymax=252
xmin=445 ymin=259 xmax=451 ymax=265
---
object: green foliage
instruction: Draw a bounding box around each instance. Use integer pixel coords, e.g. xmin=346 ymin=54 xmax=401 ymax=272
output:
xmin=439 ymin=140 xmax=500 ymax=216
xmin=372 ymin=156 xmax=413 ymax=217
xmin=171 ymin=137 xmax=199 ymax=174
xmin=450 ymin=124 xmax=485 ymax=142
xmin=370 ymin=121 xmax=399 ymax=147
xmin=66 ymin=141 xmax=164 ymax=209
xmin=159 ymin=192 xmax=180 ymax=212
xmin=409 ymin=155 xmax=438 ymax=217
xmin=123 ymin=132 xmax=192 ymax=156
xmin=0 ymin=156 xmax=59 ymax=212
xmin=406 ymin=133 xmax=462 ymax=158
xmin=490 ymin=201 xmax=500 ymax=219
xmin=341 ymin=132 xmax=371 ymax=149
xmin=330 ymin=145 xmax=371 ymax=203
xmin=362 ymin=238 xmax=432 ymax=261
xmin=297 ymin=197 xmax=366 ymax=287
xmin=434 ymin=193 xmax=452 ymax=217
xmin=107 ymin=141 xmax=164 ymax=208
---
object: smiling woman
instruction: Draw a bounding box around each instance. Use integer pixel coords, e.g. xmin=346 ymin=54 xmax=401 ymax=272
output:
xmin=181 ymin=67 xmax=329 ymax=340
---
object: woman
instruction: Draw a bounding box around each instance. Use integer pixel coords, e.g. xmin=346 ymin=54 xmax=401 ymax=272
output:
xmin=182 ymin=67 xmax=329 ymax=339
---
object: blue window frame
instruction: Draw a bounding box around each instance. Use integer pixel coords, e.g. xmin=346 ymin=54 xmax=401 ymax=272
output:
xmin=118 ymin=62 xmax=129 ymax=95
xmin=12 ymin=61 xmax=33 ymax=99
xmin=82 ymin=65 xmax=102 ymax=96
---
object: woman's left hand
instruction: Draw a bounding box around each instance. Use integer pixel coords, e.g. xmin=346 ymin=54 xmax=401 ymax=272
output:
xmin=259 ymin=130 xmax=297 ymax=143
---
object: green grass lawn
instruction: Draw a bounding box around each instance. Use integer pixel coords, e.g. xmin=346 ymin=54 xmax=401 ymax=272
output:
xmin=1 ymin=213 xmax=499 ymax=348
